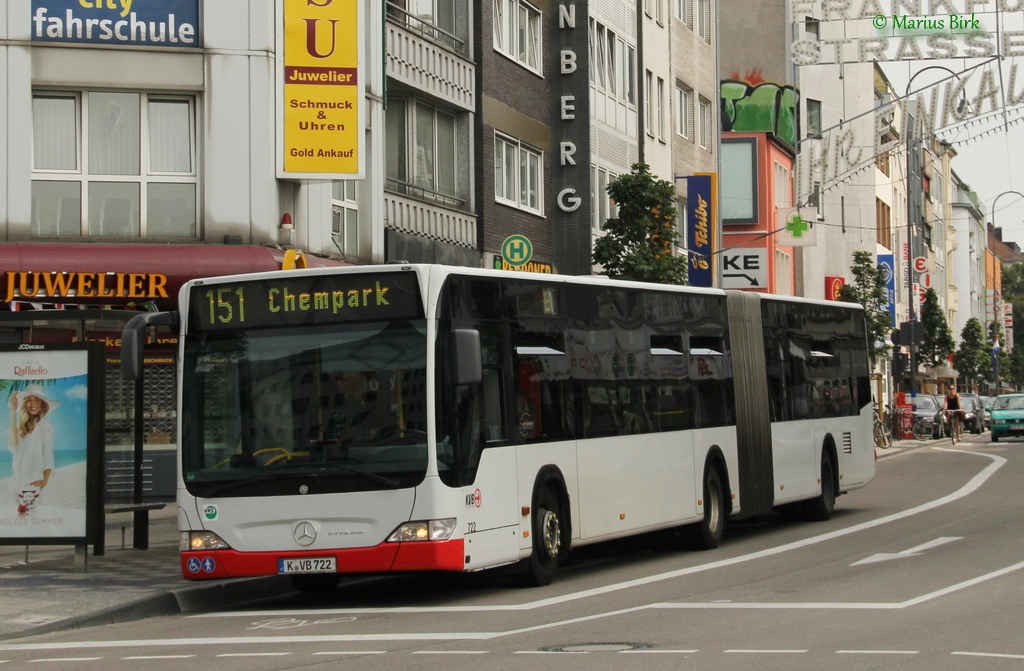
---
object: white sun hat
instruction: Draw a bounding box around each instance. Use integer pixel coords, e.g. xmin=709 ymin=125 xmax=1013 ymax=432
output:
xmin=16 ymin=383 xmax=61 ymax=412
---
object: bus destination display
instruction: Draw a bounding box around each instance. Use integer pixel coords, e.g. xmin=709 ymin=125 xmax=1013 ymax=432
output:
xmin=188 ymin=271 xmax=424 ymax=331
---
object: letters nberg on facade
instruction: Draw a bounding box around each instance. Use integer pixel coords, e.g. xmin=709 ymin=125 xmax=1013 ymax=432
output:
xmin=278 ymin=0 xmax=365 ymax=179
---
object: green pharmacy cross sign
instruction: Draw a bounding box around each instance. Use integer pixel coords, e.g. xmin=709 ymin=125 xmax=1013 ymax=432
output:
xmin=785 ymin=211 xmax=812 ymax=238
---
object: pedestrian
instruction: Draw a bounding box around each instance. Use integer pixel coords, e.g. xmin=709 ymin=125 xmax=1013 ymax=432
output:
xmin=7 ymin=383 xmax=59 ymax=514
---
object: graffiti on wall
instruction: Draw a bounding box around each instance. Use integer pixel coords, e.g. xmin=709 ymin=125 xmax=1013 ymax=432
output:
xmin=720 ymin=70 xmax=798 ymax=147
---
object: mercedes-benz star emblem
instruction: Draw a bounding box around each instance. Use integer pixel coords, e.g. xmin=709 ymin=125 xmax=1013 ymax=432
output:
xmin=294 ymin=521 xmax=317 ymax=546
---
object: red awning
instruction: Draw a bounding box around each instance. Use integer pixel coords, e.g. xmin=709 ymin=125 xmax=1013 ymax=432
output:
xmin=0 ymin=243 xmax=349 ymax=309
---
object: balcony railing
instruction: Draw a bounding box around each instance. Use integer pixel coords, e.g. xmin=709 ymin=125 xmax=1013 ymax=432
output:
xmin=385 ymin=2 xmax=465 ymax=54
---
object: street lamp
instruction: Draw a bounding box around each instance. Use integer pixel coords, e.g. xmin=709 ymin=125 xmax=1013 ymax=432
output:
xmin=988 ymin=190 xmax=1020 ymax=396
xmin=902 ymin=66 xmax=967 ymax=401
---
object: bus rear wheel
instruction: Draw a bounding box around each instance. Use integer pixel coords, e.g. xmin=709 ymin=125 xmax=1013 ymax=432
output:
xmin=684 ymin=466 xmax=725 ymax=550
xmin=804 ymin=451 xmax=836 ymax=521
xmin=515 ymin=488 xmax=562 ymax=587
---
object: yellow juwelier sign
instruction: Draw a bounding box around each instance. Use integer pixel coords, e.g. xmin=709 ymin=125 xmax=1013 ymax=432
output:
xmin=278 ymin=0 xmax=364 ymax=178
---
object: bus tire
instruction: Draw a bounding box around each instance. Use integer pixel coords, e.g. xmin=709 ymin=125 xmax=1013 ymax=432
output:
xmin=290 ymin=573 xmax=341 ymax=595
xmin=684 ymin=466 xmax=725 ymax=550
xmin=515 ymin=487 xmax=562 ymax=587
xmin=804 ymin=450 xmax=836 ymax=521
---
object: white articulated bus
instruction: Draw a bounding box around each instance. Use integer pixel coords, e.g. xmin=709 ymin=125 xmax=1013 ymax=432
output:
xmin=122 ymin=264 xmax=874 ymax=591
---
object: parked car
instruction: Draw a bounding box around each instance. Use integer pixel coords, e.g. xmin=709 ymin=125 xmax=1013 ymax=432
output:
xmin=979 ymin=396 xmax=994 ymax=431
xmin=911 ymin=394 xmax=945 ymax=439
xmin=960 ymin=393 xmax=983 ymax=434
xmin=990 ymin=393 xmax=1024 ymax=442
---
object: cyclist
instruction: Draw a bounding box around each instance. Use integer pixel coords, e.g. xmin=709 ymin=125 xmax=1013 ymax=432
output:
xmin=944 ymin=386 xmax=963 ymax=442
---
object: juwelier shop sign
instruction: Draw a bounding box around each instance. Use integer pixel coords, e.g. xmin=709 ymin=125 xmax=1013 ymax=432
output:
xmin=31 ymin=0 xmax=201 ymax=48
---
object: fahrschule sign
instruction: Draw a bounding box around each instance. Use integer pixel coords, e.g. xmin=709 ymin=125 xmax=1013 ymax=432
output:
xmin=31 ymin=0 xmax=201 ymax=48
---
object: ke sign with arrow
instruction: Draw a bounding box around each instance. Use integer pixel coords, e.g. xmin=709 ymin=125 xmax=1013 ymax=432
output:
xmin=721 ymin=248 xmax=768 ymax=289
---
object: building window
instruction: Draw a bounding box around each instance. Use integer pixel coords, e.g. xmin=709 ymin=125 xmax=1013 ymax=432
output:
xmin=676 ymin=198 xmax=688 ymax=252
xmin=697 ymin=0 xmax=710 ymax=40
xmin=645 ymin=70 xmax=654 ymax=136
xmin=387 ymin=0 xmax=462 ymax=51
xmin=674 ymin=0 xmax=691 ymax=25
xmin=495 ymin=132 xmax=543 ymax=215
xmin=31 ymin=91 xmax=197 ymax=238
xmin=332 ymin=181 xmax=359 ymax=258
xmin=806 ymin=98 xmax=822 ymax=136
xmin=589 ymin=19 xmax=635 ymax=105
xmin=657 ymin=77 xmax=666 ymax=140
xmin=675 ymin=84 xmax=692 ymax=139
xmin=494 ymin=0 xmax=542 ymax=74
xmin=774 ymin=160 xmax=791 ymax=210
xmin=385 ymin=96 xmax=461 ymax=205
xmin=592 ymin=165 xmax=618 ymax=232
xmin=698 ymin=97 xmax=711 ymax=149
xmin=876 ymin=198 xmax=891 ymax=249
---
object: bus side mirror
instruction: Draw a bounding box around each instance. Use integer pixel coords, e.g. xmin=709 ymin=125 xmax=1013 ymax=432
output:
xmin=450 ymin=329 xmax=482 ymax=386
xmin=121 ymin=311 xmax=179 ymax=381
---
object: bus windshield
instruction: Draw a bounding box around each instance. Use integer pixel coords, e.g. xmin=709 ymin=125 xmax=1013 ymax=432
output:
xmin=181 ymin=319 xmax=429 ymax=497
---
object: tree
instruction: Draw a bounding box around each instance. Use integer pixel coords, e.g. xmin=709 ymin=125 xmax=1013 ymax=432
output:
xmin=952 ymin=318 xmax=989 ymax=390
xmin=836 ymin=250 xmax=890 ymax=357
xmin=919 ymin=287 xmax=956 ymax=368
xmin=592 ymin=163 xmax=688 ymax=285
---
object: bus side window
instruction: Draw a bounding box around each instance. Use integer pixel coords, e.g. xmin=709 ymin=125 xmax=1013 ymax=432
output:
xmin=482 ymin=368 xmax=505 ymax=443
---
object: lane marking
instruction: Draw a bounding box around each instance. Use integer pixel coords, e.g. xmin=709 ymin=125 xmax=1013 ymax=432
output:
xmin=0 ymin=449 xmax=1007 ymax=654
xmin=313 ymin=651 xmax=387 ymax=655
xmin=953 ymin=651 xmax=1024 ymax=659
xmin=725 ymin=649 xmax=807 ymax=653
xmin=620 ymin=649 xmax=699 ymax=654
xmin=837 ymin=650 xmax=918 ymax=654
xmin=123 ymin=656 xmax=195 ymax=660
xmin=215 ymin=652 xmax=291 ymax=657
xmin=412 ymin=650 xmax=489 ymax=654
xmin=192 ymin=449 xmax=1006 ymax=620
xmin=852 ymin=536 xmax=962 ymax=565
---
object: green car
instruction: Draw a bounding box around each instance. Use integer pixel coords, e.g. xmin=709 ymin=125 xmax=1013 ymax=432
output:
xmin=989 ymin=394 xmax=1024 ymax=442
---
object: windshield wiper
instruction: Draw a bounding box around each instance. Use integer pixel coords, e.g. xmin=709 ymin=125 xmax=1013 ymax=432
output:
xmin=202 ymin=465 xmax=401 ymax=494
xmin=205 ymin=473 xmax=289 ymax=496
xmin=333 ymin=464 xmax=401 ymax=488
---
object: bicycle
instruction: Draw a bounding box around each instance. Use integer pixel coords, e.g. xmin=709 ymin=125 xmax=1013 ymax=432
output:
xmin=873 ymin=405 xmax=893 ymax=448
xmin=912 ymin=415 xmax=936 ymax=441
xmin=946 ymin=409 xmax=964 ymax=444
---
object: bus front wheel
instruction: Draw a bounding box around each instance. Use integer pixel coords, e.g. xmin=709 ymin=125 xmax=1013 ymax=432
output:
xmin=515 ymin=488 xmax=562 ymax=587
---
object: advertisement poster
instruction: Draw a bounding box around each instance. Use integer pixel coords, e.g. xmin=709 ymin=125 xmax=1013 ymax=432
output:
xmin=278 ymin=0 xmax=365 ymax=178
xmin=0 ymin=346 xmax=99 ymax=542
xmin=687 ymin=173 xmax=716 ymax=288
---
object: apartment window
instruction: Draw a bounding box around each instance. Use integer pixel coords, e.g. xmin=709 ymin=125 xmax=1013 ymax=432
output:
xmin=495 ymin=132 xmax=543 ymax=215
xmin=645 ymin=70 xmax=654 ymax=136
xmin=385 ymin=97 xmax=458 ymax=202
xmin=31 ymin=91 xmax=197 ymax=238
xmin=876 ymin=149 xmax=891 ymax=176
xmin=698 ymin=97 xmax=711 ymax=149
xmin=774 ymin=161 xmax=791 ymax=210
xmin=388 ymin=0 xmax=460 ymax=50
xmin=494 ymin=0 xmax=542 ymax=74
xmin=657 ymin=77 xmax=666 ymax=140
xmin=676 ymin=199 xmax=688 ymax=252
xmin=876 ymin=199 xmax=891 ymax=249
xmin=656 ymin=0 xmax=665 ymax=24
xmin=806 ymin=98 xmax=822 ymax=136
xmin=592 ymin=165 xmax=618 ymax=232
xmin=331 ymin=180 xmax=359 ymax=257
xmin=589 ymin=19 xmax=635 ymax=105
xmin=697 ymin=0 xmax=710 ymax=39
xmin=674 ymin=0 xmax=691 ymax=25
xmin=805 ymin=16 xmax=819 ymax=38
xmin=675 ymin=84 xmax=692 ymax=138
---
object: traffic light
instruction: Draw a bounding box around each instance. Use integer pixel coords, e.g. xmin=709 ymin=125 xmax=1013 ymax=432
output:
xmin=892 ymin=350 xmax=908 ymax=377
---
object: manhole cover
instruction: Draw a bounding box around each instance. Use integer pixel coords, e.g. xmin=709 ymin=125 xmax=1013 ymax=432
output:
xmin=541 ymin=643 xmax=653 ymax=653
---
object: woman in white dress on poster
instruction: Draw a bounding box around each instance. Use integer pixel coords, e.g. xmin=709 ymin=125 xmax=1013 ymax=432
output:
xmin=7 ymin=383 xmax=59 ymax=514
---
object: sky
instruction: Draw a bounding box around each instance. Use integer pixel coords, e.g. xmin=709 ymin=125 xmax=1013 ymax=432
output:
xmin=873 ymin=6 xmax=1024 ymax=246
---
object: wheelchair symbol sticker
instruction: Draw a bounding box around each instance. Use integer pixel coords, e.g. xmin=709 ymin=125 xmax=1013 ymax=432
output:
xmin=187 ymin=557 xmax=202 ymax=573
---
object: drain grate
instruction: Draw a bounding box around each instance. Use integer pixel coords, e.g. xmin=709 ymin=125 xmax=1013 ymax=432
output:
xmin=540 ymin=643 xmax=654 ymax=653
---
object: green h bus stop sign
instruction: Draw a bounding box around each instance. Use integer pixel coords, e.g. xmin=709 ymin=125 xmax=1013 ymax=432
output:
xmin=501 ymin=235 xmax=533 ymax=268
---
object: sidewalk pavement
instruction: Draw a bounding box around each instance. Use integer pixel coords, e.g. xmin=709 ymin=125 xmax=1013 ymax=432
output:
xmin=0 ymin=505 xmax=294 ymax=641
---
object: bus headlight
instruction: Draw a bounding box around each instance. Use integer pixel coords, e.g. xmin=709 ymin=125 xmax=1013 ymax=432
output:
xmin=181 ymin=531 xmax=231 ymax=551
xmin=386 ymin=519 xmax=457 ymax=542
